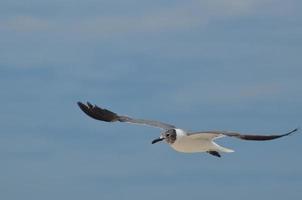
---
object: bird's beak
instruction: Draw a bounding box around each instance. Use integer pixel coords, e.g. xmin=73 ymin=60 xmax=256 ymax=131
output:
xmin=151 ymin=137 xmax=164 ymax=144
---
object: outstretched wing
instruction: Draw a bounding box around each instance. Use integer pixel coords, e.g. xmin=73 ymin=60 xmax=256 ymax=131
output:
xmin=187 ymin=128 xmax=298 ymax=141
xmin=77 ymin=102 xmax=175 ymax=130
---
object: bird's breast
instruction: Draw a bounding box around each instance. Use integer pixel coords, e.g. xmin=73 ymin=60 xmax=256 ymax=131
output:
xmin=170 ymin=135 xmax=213 ymax=153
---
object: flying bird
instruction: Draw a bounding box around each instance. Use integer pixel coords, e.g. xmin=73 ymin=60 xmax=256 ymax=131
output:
xmin=77 ymin=102 xmax=298 ymax=157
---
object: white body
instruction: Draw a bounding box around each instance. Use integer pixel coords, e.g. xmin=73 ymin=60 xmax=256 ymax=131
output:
xmin=170 ymin=129 xmax=234 ymax=153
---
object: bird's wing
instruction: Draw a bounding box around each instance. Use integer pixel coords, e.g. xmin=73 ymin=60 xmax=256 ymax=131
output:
xmin=187 ymin=128 xmax=298 ymax=141
xmin=77 ymin=102 xmax=176 ymax=130
xmin=186 ymin=132 xmax=224 ymax=140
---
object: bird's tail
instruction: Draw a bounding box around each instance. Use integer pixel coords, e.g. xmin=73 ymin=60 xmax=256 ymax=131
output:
xmin=211 ymin=141 xmax=234 ymax=153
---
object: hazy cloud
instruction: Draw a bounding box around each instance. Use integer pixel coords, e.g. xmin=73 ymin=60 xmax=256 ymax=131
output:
xmin=0 ymin=16 xmax=50 ymax=32
xmin=1 ymin=0 xmax=299 ymax=37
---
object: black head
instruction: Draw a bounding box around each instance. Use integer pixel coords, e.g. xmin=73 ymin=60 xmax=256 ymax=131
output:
xmin=152 ymin=129 xmax=177 ymax=144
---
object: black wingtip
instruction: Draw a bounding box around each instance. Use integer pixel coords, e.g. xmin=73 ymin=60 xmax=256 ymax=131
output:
xmin=77 ymin=101 xmax=92 ymax=117
xmin=77 ymin=101 xmax=85 ymax=109
xmin=77 ymin=101 xmax=120 ymax=122
xmin=286 ymin=128 xmax=299 ymax=136
xmin=87 ymin=102 xmax=93 ymax=108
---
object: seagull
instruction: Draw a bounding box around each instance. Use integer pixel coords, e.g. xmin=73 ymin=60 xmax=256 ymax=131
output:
xmin=77 ymin=102 xmax=298 ymax=157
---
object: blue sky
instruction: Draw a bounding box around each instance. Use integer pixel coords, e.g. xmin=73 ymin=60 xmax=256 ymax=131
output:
xmin=0 ymin=0 xmax=302 ymax=199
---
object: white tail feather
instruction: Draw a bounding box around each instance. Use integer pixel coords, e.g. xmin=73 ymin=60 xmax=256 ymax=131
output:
xmin=211 ymin=141 xmax=234 ymax=153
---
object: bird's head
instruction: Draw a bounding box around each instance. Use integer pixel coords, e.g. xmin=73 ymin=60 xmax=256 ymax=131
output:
xmin=152 ymin=129 xmax=177 ymax=144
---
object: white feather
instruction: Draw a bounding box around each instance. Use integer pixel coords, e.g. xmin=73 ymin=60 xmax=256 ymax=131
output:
xmin=170 ymin=129 xmax=234 ymax=153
